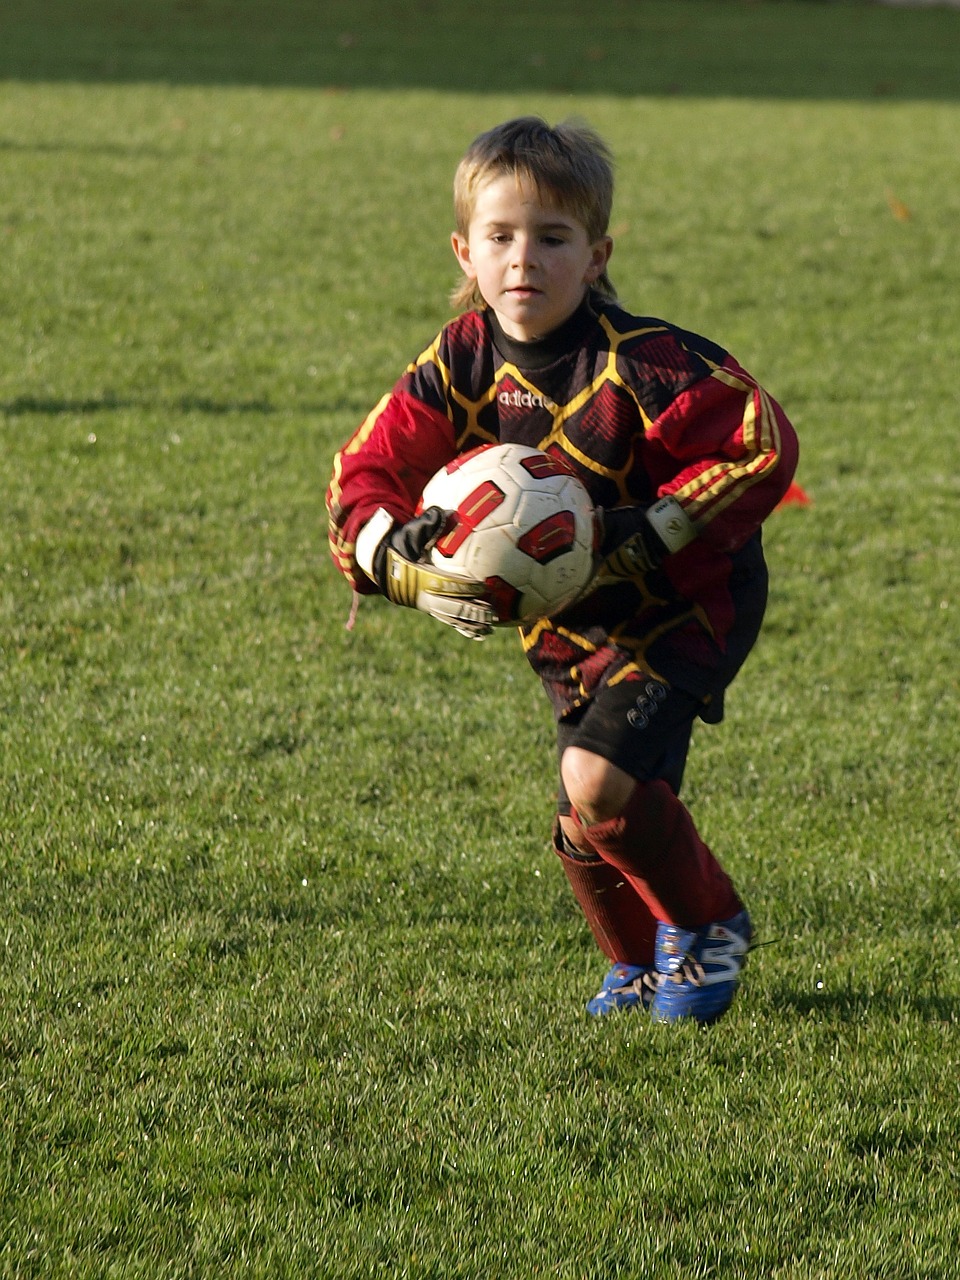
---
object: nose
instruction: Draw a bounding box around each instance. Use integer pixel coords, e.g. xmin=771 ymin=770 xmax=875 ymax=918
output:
xmin=511 ymin=233 xmax=538 ymax=271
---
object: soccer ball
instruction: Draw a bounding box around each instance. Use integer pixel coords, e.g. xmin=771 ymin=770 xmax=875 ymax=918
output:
xmin=419 ymin=443 xmax=596 ymax=625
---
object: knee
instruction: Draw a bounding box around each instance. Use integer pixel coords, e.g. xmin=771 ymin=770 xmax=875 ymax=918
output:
xmin=561 ymin=746 xmax=636 ymax=827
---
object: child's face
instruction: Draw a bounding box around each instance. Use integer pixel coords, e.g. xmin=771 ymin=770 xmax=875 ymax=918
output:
xmin=451 ymin=174 xmax=612 ymax=342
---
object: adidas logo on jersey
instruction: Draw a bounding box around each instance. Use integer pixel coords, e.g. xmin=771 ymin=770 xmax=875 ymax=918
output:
xmin=498 ymin=389 xmax=557 ymax=412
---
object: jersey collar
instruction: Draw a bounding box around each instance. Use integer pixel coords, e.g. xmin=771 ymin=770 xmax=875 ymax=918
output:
xmin=485 ymin=296 xmax=599 ymax=370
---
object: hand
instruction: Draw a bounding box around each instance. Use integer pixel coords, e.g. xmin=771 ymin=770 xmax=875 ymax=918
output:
xmin=357 ymin=506 xmax=495 ymax=639
xmin=595 ymin=496 xmax=696 ymax=581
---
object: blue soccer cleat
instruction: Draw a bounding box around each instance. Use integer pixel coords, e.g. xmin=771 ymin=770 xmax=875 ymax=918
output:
xmin=649 ymin=909 xmax=753 ymax=1025
xmin=586 ymin=961 xmax=660 ymax=1017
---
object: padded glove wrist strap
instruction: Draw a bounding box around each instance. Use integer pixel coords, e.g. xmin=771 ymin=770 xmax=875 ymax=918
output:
xmin=646 ymin=496 xmax=696 ymax=555
xmin=356 ymin=507 xmax=396 ymax=583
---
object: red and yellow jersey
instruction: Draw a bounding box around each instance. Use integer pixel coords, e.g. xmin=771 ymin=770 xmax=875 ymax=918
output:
xmin=327 ymin=296 xmax=798 ymax=717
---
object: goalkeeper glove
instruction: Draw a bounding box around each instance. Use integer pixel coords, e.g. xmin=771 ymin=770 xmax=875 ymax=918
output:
xmin=595 ymin=495 xmax=696 ymax=580
xmin=355 ymin=506 xmax=495 ymax=640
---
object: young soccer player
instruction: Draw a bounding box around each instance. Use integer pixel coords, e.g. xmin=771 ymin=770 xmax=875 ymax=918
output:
xmin=326 ymin=117 xmax=798 ymax=1024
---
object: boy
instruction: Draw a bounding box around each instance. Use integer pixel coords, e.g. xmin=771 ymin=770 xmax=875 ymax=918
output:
xmin=326 ymin=117 xmax=798 ymax=1024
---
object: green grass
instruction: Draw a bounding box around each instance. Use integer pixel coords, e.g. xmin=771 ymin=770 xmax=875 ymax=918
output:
xmin=2 ymin=2 xmax=960 ymax=1276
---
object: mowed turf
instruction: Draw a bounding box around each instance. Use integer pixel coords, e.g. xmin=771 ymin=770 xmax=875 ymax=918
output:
xmin=1 ymin=2 xmax=959 ymax=1276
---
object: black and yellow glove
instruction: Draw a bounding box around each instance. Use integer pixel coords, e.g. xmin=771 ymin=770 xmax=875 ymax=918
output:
xmin=595 ymin=495 xmax=697 ymax=581
xmin=356 ymin=506 xmax=495 ymax=640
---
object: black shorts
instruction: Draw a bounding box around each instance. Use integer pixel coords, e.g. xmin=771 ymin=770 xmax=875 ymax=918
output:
xmin=556 ymin=677 xmax=702 ymax=812
xmin=555 ymin=535 xmax=769 ymax=814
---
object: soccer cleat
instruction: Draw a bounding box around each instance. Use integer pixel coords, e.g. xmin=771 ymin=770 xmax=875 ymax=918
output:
xmin=649 ymin=909 xmax=753 ymax=1025
xmin=586 ymin=962 xmax=660 ymax=1017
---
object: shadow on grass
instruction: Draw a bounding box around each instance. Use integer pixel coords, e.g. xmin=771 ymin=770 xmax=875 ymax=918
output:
xmin=1 ymin=0 xmax=958 ymax=100
xmin=1 ymin=395 xmax=277 ymax=417
xmin=769 ymin=985 xmax=959 ymax=1023
xmin=0 ymin=395 xmax=374 ymax=419
xmin=0 ymin=137 xmax=167 ymax=158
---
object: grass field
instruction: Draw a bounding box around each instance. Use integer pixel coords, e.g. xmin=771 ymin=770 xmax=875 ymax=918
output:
xmin=2 ymin=2 xmax=959 ymax=1276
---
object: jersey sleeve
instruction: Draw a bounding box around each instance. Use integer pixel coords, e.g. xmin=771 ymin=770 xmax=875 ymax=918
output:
xmin=646 ymin=355 xmax=799 ymax=554
xmin=326 ymin=360 xmax=459 ymax=592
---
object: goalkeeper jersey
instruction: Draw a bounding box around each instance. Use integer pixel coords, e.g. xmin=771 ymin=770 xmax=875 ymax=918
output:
xmin=327 ymin=295 xmax=798 ymax=719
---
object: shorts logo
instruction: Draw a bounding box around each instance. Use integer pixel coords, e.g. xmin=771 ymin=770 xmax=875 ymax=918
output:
xmin=626 ymin=680 xmax=667 ymax=730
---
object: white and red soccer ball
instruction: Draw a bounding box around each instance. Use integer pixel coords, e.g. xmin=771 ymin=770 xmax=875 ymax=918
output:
xmin=419 ymin=443 xmax=596 ymax=625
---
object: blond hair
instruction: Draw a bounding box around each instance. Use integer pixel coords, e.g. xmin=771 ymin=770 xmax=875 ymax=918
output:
xmin=450 ymin=116 xmax=617 ymax=312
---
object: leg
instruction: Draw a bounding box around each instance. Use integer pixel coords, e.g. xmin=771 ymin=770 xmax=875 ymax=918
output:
xmin=552 ymin=816 xmax=658 ymax=965
xmin=552 ymin=817 xmax=660 ymax=1014
xmin=557 ymin=677 xmax=751 ymax=1022
xmin=558 ymin=681 xmax=741 ymax=928
xmin=561 ymin=749 xmax=741 ymax=928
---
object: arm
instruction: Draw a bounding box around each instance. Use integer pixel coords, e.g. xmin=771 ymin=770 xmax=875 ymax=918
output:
xmin=595 ymin=355 xmax=797 ymax=580
xmin=327 ymin=389 xmax=457 ymax=593
xmin=326 ymin=383 xmax=495 ymax=638
xmin=646 ymin=356 xmax=799 ymax=553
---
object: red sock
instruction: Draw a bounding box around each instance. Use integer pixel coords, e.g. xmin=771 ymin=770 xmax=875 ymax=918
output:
xmin=574 ymin=780 xmax=741 ymax=928
xmin=553 ymin=824 xmax=657 ymax=965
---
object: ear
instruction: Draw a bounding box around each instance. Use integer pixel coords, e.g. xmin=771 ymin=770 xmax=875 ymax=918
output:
xmin=584 ymin=236 xmax=613 ymax=284
xmin=451 ymin=231 xmax=477 ymax=279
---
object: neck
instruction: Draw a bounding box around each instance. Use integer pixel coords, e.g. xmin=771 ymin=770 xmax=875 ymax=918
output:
xmin=487 ymin=296 xmax=598 ymax=369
